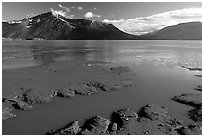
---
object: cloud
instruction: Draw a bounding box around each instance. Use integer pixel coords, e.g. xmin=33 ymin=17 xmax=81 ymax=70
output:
xmin=68 ymin=14 xmax=75 ymax=19
xmin=84 ymin=12 xmax=101 ymax=18
xmin=26 ymin=13 xmax=36 ymax=18
xmin=77 ymin=6 xmax=83 ymax=10
xmin=103 ymin=8 xmax=202 ymax=35
xmin=51 ymin=8 xmax=66 ymax=17
xmin=50 ymin=8 xmax=75 ymax=19
xmin=58 ymin=4 xmax=71 ymax=12
xmin=56 ymin=4 xmax=76 ymax=18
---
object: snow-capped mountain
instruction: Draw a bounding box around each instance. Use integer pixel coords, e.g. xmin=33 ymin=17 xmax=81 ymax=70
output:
xmin=2 ymin=11 xmax=133 ymax=40
xmin=2 ymin=11 xmax=202 ymax=40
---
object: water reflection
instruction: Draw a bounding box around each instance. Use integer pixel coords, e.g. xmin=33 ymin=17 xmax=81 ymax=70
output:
xmin=2 ymin=40 xmax=202 ymax=69
xmin=30 ymin=45 xmax=67 ymax=65
xmin=2 ymin=40 xmax=115 ymax=69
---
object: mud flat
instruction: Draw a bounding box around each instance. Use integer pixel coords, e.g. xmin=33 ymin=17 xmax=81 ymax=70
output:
xmin=3 ymin=59 xmax=202 ymax=134
xmin=3 ymin=62 xmax=202 ymax=134
xmin=2 ymin=61 xmax=136 ymax=121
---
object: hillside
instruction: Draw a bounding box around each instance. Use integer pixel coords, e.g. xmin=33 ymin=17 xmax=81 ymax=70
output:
xmin=2 ymin=11 xmax=202 ymax=40
xmin=2 ymin=12 xmax=133 ymax=40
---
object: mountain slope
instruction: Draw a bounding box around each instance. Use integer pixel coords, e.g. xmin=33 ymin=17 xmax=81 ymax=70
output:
xmin=2 ymin=11 xmax=202 ymax=40
xmin=2 ymin=12 xmax=133 ymax=40
xmin=139 ymin=22 xmax=202 ymax=40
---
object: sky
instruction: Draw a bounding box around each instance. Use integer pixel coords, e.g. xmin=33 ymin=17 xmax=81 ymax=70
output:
xmin=2 ymin=2 xmax=202 ymax=35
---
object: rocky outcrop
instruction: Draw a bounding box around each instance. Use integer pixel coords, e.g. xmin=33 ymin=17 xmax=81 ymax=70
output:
xmin=111 ymin=108 xmax=138 ymax=129
xmin=188 ymin=108 xmax=202 ymax=122
xmin=141 ymin=104 xmax=168 ymax=121
xmin=80 ymin=116 xmax=110 ymax=135
xmin=2 ymin=96 xmax=32 ymax=120
xmin=9 ymin=98 xmax=33 ymax=110
xmin=20 ymin=88 xmax=55 ymax=104
xmin=134 ymin=104 xmax=183 ymax=135
xmin=3 ymin=96 xmax=32 ymax=110
xmin=61 ymin=80 xmax=133 ymax=96
xmin=56 ymin=89 xmax=75 ymax=98
xmin=71 ymin=82 xmax=99 ymax=95
xmin=108 ymin=122 xmax=118 ymax=134
xmin=47 ymin=121 xmax=81 ymax=135
xmin=2 ymin=87 xmax=55 ymax=120
xmin=2 ymin=108 xmax=16 ymax=120
xmin=84 ymin=82 xmax=120 ymax=92
xmin=46 ymin=104 xmax=201 ymax=135
xmin=177 ymin=124 xmax=202 ymax=135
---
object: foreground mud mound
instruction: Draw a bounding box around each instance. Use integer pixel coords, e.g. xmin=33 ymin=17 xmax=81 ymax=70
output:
xmin=46 ymin=104 xmax=201 ymax=135
xmin=176 ymin=124 xmax=202 ymax=135
xmin=2 ymin=78 xmax=135 ymax=120
xmin=172 ymin=93 xmax=202 ymax=108
xmin=195 ymin=85 xmax=202 ymax=92
xmin=188 ymin=108 xmax=202 ymax=122
xmin=172 ymin=93 xmax=202 ymax=122
xmin=47 ymin=121 xmax=81 ymax=135
xmin=195 ymin=74 xmax=202 ymax=77
xmin=181 ymin=66 xmax=202 ymax=71
xmin=2 ymin=108 xmax=16 ymax=120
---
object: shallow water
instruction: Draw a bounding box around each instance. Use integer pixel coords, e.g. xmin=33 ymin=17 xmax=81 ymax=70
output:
xmin=2 ymin=40 xmax=202 ymax=134
xmin=3 ymin=40 xmax=202 ymax=69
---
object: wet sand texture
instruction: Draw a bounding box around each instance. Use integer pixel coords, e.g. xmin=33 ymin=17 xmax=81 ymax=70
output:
xmin=2 ymin=66 xmax=135 ymax=120
xmin=2 ymin=63 xmax=202 ymax=135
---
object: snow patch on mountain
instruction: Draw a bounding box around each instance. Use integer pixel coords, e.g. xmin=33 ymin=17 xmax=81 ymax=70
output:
xmin=50 ymin=8 xmax=67 ymax=18
xmin=8 ymin=20 xmax=22 ymax=24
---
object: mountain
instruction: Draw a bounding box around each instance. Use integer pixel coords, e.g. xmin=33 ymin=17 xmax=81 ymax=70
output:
xmin=138 ymin=22 xmax=202 ymax=40
xmin=2 ymin=11 xmax=202 ymax=40
xmin=2 ymin=12 xmax=133 ymax=40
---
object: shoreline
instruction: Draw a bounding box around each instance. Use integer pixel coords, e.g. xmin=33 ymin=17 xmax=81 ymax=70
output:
xmin=2 ymin=57 xmax=202 ymax=135
xmin=47 ymin=103 xmax=201 ymax=135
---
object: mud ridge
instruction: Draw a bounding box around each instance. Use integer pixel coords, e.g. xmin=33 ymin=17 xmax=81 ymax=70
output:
xmin=46 ymin=104 xmax=201 ymax=135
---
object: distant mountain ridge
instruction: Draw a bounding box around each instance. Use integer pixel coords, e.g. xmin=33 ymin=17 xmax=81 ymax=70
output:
xmin=2 ymin=11 xmax=202 ymax=40
xmin=139 ymin=22 xmax=202 ymax=40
